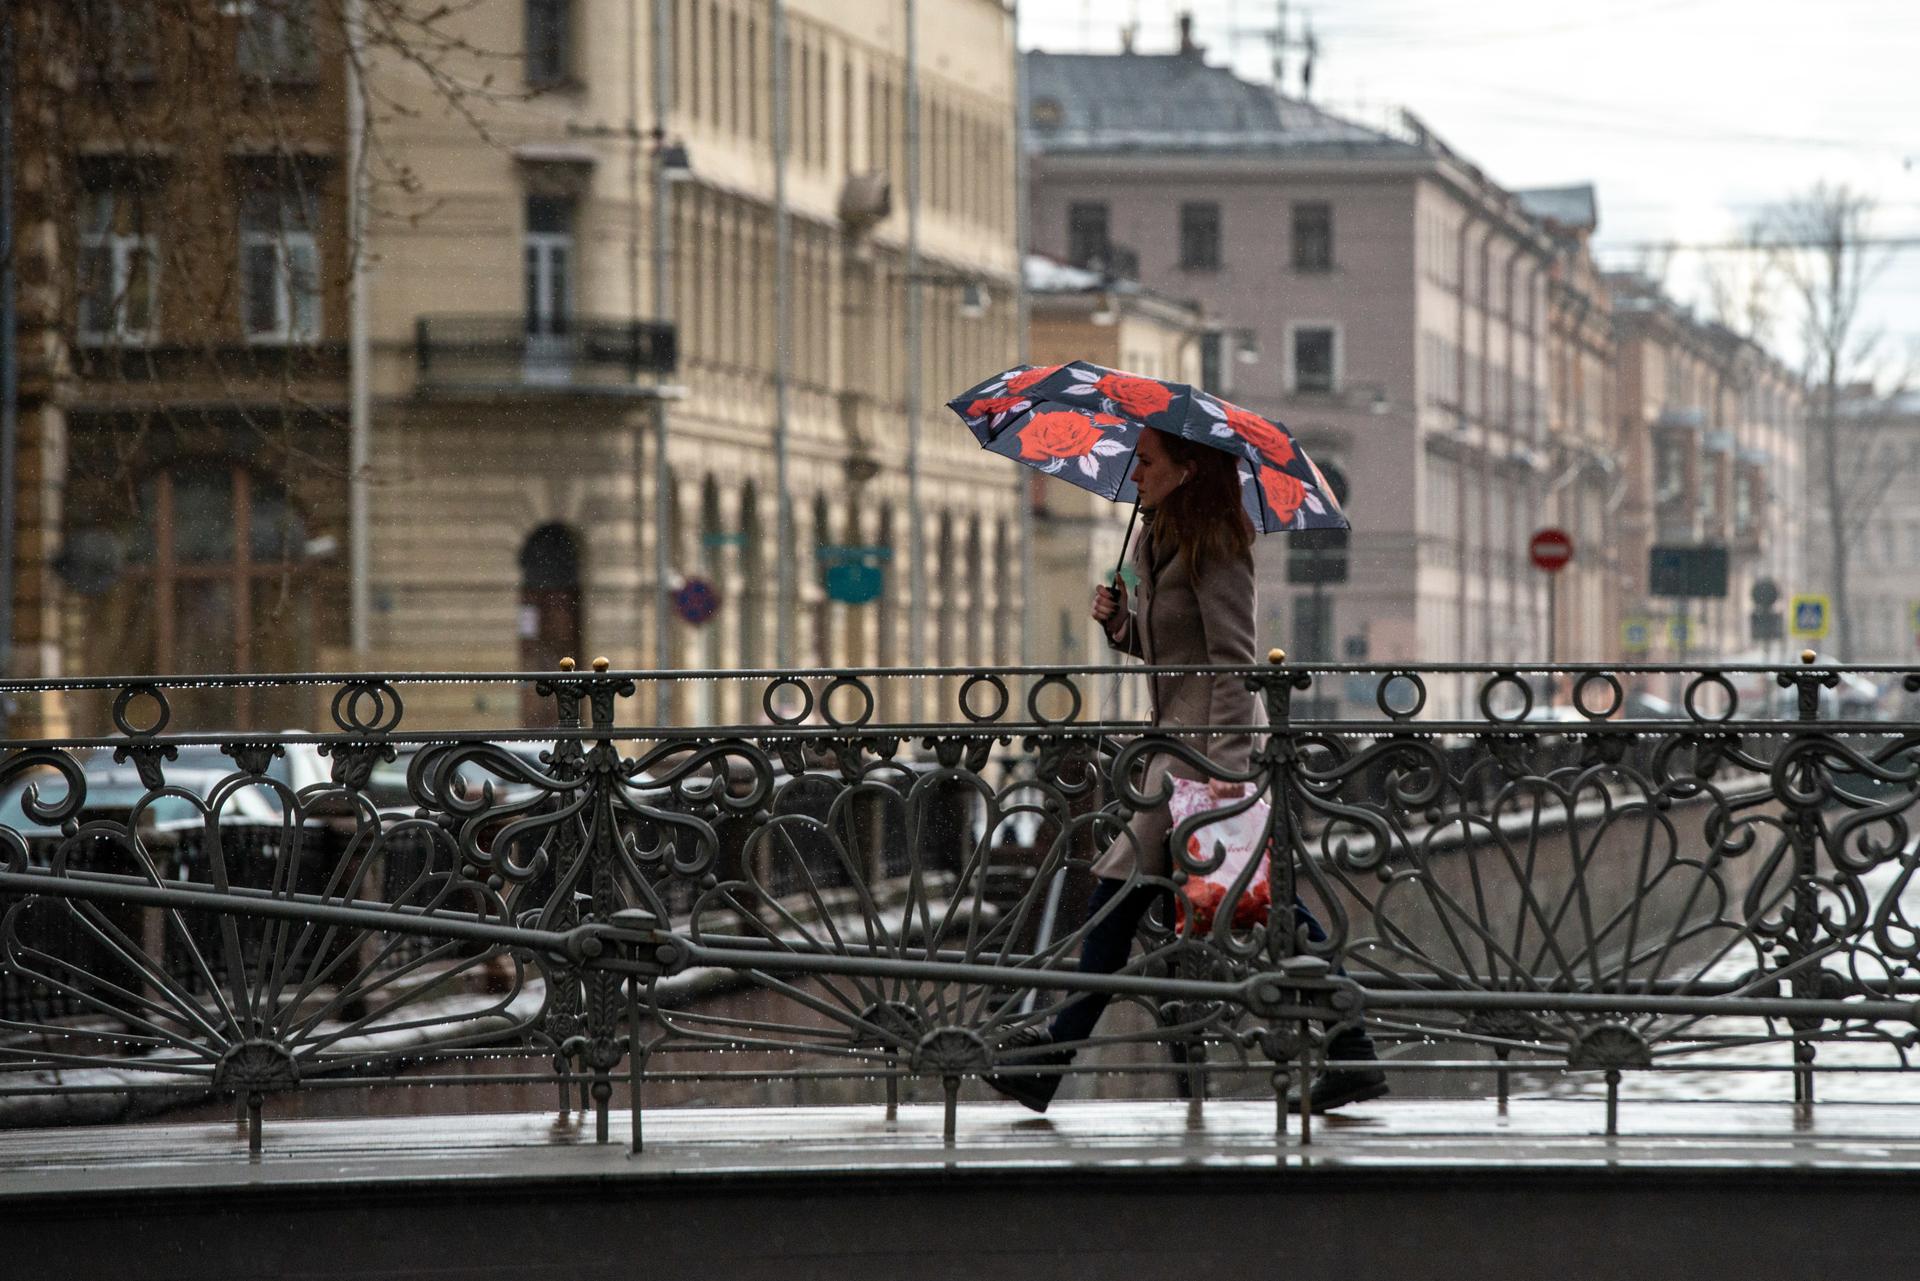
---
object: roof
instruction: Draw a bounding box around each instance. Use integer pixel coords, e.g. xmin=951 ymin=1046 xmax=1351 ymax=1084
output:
xmin=1023 ymin=50 xmax=1414 ymax=156
xmin=1023 ymin=254 xmax=1206 ymax=324
xmin=1515 ymin=185 xmax=1598 ymax=234
xmin=1023 ymin=255 xmax=1105 ymax=293
xmin=1839 ymin=388 xmax=1920 ymax=420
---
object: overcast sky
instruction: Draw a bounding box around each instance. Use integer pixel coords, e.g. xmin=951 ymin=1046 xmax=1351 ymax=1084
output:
xmin=1019 ymin=0 xmax=1920 ymax=376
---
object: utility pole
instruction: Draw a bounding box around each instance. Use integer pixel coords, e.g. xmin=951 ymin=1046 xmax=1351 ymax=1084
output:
xmin=652 ymin=0 xmax=675 ymax=719
xmin=905 ymin=0 xmax=924 ymax=707
xmin=773 ymin=0 xmax=794 ymax=672
xmin=0 ymin=3 xmax=18 ymax=690
xmin=346 ymin=0 xmax=372 ymax=663
xmin=1012 ymin=0 xmax=1032 ymax=667
xmin=1254 ymin=1 xmax=1319 ymax=99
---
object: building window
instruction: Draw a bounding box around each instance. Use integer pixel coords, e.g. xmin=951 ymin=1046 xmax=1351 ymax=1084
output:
xmin=104 ymin=463 xmax=321 ymax=727
xmin=236 ymin=0 xmax=317 ymax=83
xmin=1292 ymin=201 xmax=1333 ymax=272
xmin=80 ymin=0 xmax=157 ymax=80
xmin=240 ymin=176 xmax=321 ymax=344
xmin=1291 ymin=326 xmax=1336 ymax=394
xmin=523 ymin=194 xmax=575 ymax=380
xmin=1179 ymin=201 xmax=1220 ymax=271
xmin=1067 ymin=201 xmax=1110 ymax=270
xmin=78 ymin=186 xmax=159 ymax=344
xmin=1200 ymin=331 xmax=1227 ymax=395
xmin=525 ymin=0 xmax=572 ymax=86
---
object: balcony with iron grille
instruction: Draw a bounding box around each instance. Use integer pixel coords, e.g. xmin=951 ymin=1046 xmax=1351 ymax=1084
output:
xmin=412 ymin=314 xmax=678 ymax=395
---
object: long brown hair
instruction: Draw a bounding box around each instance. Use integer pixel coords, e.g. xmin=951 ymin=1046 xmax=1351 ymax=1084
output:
xmin=1151 ymin=433 xmax=1254 ymax=570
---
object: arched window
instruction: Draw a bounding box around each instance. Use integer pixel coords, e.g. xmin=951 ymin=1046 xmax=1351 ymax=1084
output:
xmin=811 ymin=492 xmax=832 ymax=668
xmin=738 ymin=482 xmax=763 ymax=670
xmin=993 ymin=517 xmax=1013 ymax=665
xmin=875 ymin=500 xmax=895 ymax=669
xmin=935 ymin=511 xmax=955 ymax=668
xmin=519 ymin=523 xmax=582 ymax=719
xmin=964 ymin=515 xmax=983 ymax=667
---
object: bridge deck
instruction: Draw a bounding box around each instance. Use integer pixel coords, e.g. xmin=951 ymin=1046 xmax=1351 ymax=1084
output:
xmin=7 ymin=1095 xmax=1920 ymax=1189
xmin=9 ymin=1100 xmax=1920 ymax=1279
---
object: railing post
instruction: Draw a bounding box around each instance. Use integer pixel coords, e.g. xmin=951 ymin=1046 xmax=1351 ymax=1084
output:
xmin=1779 ymin=647 xmax=1839 ymax=1113
xmin=583 ymin=658 xmax=639 ymax=1143
xmin=1253 ymin=647 xmax=1315 ymax=1140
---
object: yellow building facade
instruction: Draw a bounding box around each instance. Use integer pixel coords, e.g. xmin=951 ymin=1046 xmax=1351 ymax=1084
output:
xmin=360 ymin=0 xmax=1024 ymax=725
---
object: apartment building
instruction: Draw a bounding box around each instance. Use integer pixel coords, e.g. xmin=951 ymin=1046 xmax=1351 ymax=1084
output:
xmin=11 ymin=0 xmax=1024 ymax=731
xmin=1609 ymin=274 xmax=1805 ymax=663
xmin=10 ymin=0 xmax=355 ymax=733
xmin=1025 ymin=28 xmax=1604 ymax=711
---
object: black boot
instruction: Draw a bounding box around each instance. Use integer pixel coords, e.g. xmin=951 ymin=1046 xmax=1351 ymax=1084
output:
xmin=1287 ymin=1025 xmax=1389 ymax=1113
xmin=984 ymin=1025 xmax=1071 ymax=1114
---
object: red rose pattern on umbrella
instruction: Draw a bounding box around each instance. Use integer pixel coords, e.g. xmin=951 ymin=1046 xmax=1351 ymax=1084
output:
xmin=1223 ymin=403 xmax=1295 ymax=469
xmin=967 ymin=395 xmax=1026 ymax=418
xmin=1018 ymin=409 xmax=1131 ymax=479
xmin=946 ymin=359 xmax=1346 ymax=532
xmin=965 ymin=394 xmax=1032 ymax=433
xmin=1093 ymin=372 xmax=1174 ymax=419
xmin=1258 ymin=468 xmax=1306 ymax=525
xmin=1194 ymin=394 xmax=1296 ymax=470
xmin=1004 ymin=363 xmax=1063 ymax=395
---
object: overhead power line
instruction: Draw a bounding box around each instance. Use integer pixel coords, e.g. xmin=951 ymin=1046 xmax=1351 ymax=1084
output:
xmin=1594 ymin=235 xmax=1920 ymax=255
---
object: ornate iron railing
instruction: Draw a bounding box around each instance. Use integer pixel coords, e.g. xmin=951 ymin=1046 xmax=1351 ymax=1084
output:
xmin=3 ymin=657 xmax=1920 ymax=1151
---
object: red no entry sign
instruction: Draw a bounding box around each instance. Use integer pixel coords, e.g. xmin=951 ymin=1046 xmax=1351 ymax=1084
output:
xmin=1530 ymin=527 xmax=1573 ymax=573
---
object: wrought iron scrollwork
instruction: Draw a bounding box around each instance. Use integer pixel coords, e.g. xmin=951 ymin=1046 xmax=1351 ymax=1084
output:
xmin=1 ymin=657 xmax=1918 ymax=1150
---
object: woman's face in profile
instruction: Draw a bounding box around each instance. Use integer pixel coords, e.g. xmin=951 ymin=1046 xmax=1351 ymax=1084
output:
xmin=1131 ymin=428 xmax=1191 ymax=509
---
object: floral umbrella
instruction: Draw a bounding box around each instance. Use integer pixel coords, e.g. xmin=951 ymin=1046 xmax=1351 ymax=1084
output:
xmin=946 ymin=360 xmax=1348 ymax=534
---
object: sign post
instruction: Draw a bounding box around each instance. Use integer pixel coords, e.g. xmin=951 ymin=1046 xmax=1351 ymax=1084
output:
xmin=1529 ymin=527 xmax=1573 ymax=662
xmin=1750 ymin=578 xmax=1781 ymax=662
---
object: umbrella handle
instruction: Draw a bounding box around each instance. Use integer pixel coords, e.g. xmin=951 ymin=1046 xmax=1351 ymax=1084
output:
xmin=1108 ymin=501 xmax=1141 ymax=595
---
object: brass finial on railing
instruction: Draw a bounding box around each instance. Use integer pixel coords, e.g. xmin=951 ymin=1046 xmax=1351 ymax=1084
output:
xmin=592 ymin=656 xmax=610 ymax=672
xmin=1268 ymin=647 xmax=1287 ymax=664
xmin=559 ymin=656 xmax=577 ymax=671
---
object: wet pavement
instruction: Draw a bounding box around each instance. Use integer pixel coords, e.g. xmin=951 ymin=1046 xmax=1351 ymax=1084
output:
xmin=8 ymin=1095 xmax=1920 ymax=1200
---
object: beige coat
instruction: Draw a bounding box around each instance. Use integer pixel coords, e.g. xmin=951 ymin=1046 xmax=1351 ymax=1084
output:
xmin=1092 ymin=521 xmax=1260 ymax=881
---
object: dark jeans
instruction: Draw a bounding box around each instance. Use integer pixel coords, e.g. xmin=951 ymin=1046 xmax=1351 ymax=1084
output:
xmin=1048 ymin=876 xmax=1332 ymax=1047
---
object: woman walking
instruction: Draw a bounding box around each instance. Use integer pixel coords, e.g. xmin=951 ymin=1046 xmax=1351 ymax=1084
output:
xmin=986 ymin=425 xmax=1386 ymax=1114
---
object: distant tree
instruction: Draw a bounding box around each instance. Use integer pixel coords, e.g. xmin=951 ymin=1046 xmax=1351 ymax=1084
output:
xmin=1763 ymin=183 xmax=1914 ymax=659
xmin=1697 ymin=217 xmax=1778 ymax=349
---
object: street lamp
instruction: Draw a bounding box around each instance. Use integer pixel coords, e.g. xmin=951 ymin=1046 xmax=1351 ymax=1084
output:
xmin=650 ymin=128 xmax=689 ymax=720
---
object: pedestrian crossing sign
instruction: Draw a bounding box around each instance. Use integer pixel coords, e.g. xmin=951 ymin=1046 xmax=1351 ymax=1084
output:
xmin=1621 ymin=618 xmax=1651 ymax=653
xmin=1790 ymin=595 xmax=1830 ymax=640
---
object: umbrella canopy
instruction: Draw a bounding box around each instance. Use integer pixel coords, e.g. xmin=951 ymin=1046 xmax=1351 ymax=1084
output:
xmin=946 ymin=359 xmax=1348 ymax=533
